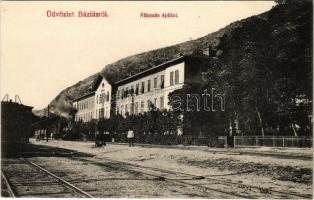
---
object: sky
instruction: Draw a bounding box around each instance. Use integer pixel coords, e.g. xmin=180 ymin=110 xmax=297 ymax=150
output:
xmin=1 ymin=1 xmax=275 ymax=110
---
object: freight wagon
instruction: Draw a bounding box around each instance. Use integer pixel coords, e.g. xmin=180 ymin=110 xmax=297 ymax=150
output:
xmin=1 ymin=97 xmax=33 ymax=157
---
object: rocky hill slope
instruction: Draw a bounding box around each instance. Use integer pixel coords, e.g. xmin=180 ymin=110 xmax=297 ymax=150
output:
xmin=34 ymin=1 xmax=312 ymax=118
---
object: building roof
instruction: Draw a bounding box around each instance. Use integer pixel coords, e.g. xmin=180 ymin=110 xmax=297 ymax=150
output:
xmin=92 ymin=74 xmax=106 ymax=90
xmin=72 ymin=73 xmax=107 ymax=102
xmin=114 ymin=54 xmax=210 ymax=86
xmin=1 ymin=101 xmax=33 ymax=110
xmin=72 ymin=91 xmax=95 ymax=102
xmin=72 ymin=54 xmax=210 ymax=102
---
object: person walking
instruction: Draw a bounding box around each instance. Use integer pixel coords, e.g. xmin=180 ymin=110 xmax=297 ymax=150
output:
xmin=127 ymin=129 xmax=134 ymax=147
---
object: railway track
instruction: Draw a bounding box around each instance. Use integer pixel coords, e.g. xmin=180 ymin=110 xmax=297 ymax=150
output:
xmin=69 ymin=156 xmax=312 ymax=199
xmin=1 ymin=158 xmax=93 ymax=198
xmin=106 ymin=157 xmax=312 ymax=199
xmin=20 ymin=144 xmax=312 ymax=199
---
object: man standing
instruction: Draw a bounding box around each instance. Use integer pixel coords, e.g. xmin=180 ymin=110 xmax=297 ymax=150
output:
xmin=127 ymin=129 xmax=134 ymax=147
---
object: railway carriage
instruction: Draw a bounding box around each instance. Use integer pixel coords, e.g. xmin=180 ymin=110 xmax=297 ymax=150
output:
xmin=1 ymin=98 xmax=33 ymax=157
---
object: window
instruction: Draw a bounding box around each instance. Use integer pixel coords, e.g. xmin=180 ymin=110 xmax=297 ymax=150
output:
xmin=170 ymin=71 xmax=174 ymax=86
xmin=102 ymin=83 xmax=104 ymax=88
xmin=100 ymin=108 xmax=104 ymax=119
xmin=135 ymin=102 xmax=138 ymax=114
xmin=154 ymin=77 xmax=158 ymax=88
xmin=125 ymin=87 xmax=129 ymax=97
xmin=147 ymin=99 xmax=151 ymax=110
xmin=141 ymin=82 xmax=145 ymax=93
xmin=121 ymin=105 xmax=124 ymax=115
xmin=140 ymin=101 xmax=144 ymax=113
xmin=160 ymin=75 xmax=165 ymax=88
xmin=107 ymin=91 xmax=110 ymax=101
xmin=135 ymin=84 xmax=139 ymax=95
xmin=125 ymin=104 xmax=128 ymax=114
xmin=131 ymin=85 xmax=134 ymax=95
xmin=147 ymin=80 xmax=151 ymax=92
xmin=175 ymin=70 xmax=179 ymax=84
xmin=160 ymin=96 xmax=164 ymax=109
xmin=121 ymin=89 xmax=124 ymax=99
xmin=99 ymin=94 xmax=104 ymax=103
xmin=154 ymin=98 xmax=157 ymax=107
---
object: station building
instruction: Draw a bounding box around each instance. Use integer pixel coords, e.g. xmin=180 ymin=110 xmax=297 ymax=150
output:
xmin=72 ymin=54 xmax=210 ymax=121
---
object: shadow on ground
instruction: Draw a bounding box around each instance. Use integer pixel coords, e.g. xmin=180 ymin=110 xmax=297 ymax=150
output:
xmin=18 ymin=143 xmax=95 ymax=158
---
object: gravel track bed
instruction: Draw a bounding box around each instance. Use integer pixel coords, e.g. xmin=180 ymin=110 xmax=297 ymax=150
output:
xmin=178 ymin=157 xmax=312 ymax=184
xmin=28 ymin=157 xmax=232 ymax=198
xmin=29 ymin=140 xmax=313 ymax=197
xmin=1 ymin=158 xmax=83 ymax=197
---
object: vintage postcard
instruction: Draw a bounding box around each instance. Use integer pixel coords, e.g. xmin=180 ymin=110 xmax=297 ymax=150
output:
xmin=1 ymin=0 xmax=312 ymax=198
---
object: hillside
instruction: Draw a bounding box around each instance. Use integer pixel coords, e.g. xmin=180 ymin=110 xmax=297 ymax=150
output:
xmin=34 ymin=1 xmax=312 ymax=118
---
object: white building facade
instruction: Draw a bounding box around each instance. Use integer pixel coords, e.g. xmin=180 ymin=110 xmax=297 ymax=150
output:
xmin=72 ymin=92 xmax=95 ymax=122
xmin=73 ymin=75 xmax=112 ymax=122
xmin=114 ymin=59 xmax=185 ymax=117
xmin=95 ymin=78 xmax=112 ymax=119
xmin=73 ymin=55 xmax=210 ymax=121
